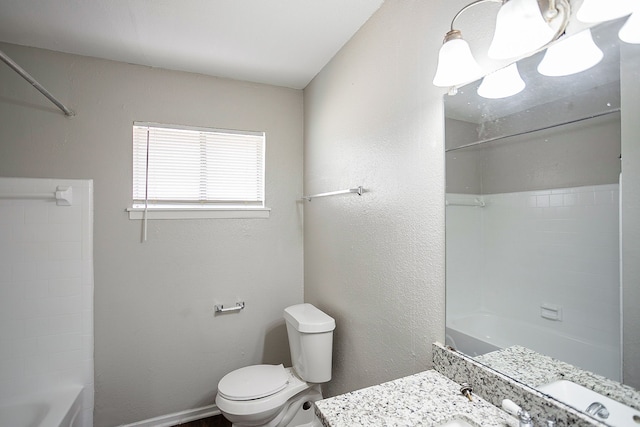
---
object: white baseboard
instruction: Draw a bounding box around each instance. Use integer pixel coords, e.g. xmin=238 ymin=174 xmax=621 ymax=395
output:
xmin=120 ymin=404 xmax=221 ymax=427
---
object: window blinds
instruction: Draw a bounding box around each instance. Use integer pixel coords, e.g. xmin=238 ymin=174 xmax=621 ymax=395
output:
xmin=133 ymin=123 xmax=265 ymax=207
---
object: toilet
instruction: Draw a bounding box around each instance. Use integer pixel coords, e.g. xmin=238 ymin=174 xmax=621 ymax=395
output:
xmin=216 ymin=303 xmax=336 ymax=427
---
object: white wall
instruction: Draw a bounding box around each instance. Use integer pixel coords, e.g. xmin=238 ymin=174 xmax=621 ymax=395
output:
xmin=621 ymin=41 xmax=640 ymax=389
xmin=0 ymin=43 xmax=304 ymax=426
xmin=446 ymin=114 xmax=621 ymax=195
xmin=0 ymin=177 xmax=94 ymax=426
xmin=303 ymin=0 xmax=452 ymax=397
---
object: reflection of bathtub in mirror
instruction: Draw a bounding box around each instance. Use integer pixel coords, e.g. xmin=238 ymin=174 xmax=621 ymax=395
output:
xmin=443 ymin=13 xmax=640 ymax=420
xmin=445 ymin=311 xmax=620 ymax=381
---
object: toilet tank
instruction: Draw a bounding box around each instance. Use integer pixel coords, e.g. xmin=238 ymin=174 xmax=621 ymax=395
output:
xmin=284 ymin=303 xmax=335 ymax=383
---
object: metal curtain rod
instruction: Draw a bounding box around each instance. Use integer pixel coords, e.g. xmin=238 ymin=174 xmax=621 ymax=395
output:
xmin=445 ymin=108 xmax=621 ymax=153
xmin=302 ymin=186 xmax=364 ymax=202
xmin=0 ymin=49 xmax=75 ymax=117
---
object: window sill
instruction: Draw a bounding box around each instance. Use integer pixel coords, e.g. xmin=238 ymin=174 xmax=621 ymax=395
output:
xmin=126 ymin=207 xmax=271 ymax=220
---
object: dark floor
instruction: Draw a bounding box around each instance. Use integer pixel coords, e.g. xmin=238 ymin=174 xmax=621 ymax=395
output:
xmin=172 ymin=414 xmax=232 ymax=426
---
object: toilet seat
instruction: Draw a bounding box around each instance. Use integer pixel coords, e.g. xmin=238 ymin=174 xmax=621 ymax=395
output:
xmin=218 ymin=364 xmax=288 ymax=401
xmin=216 ymin=367 xmax=310 ymax=418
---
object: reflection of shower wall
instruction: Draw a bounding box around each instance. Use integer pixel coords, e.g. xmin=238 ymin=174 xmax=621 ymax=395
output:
xmin=446 ymin=185 xmax=620 ymax=351
xmin=446 ymin=113 xmax=621 ymax=355
xmin=446 ymin=113 xmax=621 ymax=195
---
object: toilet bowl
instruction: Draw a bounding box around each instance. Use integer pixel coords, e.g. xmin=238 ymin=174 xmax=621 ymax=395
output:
xmin=216 ymin=304 xmax=335 ymax=427
xmin=216 ymin=365 xmax=321 ymax=427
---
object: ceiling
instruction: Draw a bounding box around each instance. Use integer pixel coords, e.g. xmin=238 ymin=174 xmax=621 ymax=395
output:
xmin=0 ymin=0 xmax=384 ymax=89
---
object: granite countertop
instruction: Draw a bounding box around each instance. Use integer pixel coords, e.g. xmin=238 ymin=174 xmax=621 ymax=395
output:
xmin=475 ymin=346 xmax=640 ymax=412
xmin=314 ymin=370 xmax=516 ymax=427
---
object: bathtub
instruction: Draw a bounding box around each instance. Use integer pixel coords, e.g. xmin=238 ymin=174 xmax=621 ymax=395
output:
xmin=0 ymin=386 xmax=83 ymax=427
xmin=446 ymin=313 xmax=620 ymax=381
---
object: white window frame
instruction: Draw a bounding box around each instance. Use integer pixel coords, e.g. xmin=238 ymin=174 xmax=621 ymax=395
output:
xmin=127 ymin=122 xmax=270 ymax=220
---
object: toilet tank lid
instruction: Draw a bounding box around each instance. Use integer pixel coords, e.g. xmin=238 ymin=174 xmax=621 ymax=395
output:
xmin=284 ymin=303 xmax=336 ymax=333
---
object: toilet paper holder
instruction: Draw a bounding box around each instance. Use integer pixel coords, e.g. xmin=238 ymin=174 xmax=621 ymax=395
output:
xmin=214 ymin=301 xmax=245 ymax=314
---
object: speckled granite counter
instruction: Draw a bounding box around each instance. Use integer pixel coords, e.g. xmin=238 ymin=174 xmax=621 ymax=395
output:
xmin=476 ymin=346 xmax=640 ymax=412
xmin=314 ymin=370 xmax=515 ymax=427
xmin=433 ymin=343 xmax=606 ymax=426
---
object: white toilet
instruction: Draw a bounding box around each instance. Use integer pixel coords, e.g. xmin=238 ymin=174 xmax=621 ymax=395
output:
xmin=216 ymin=303 xmax=336 ymax=427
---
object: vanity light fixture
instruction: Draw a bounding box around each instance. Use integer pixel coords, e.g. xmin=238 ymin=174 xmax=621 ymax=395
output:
xmin=433 ymin=0 xmax=570 ymax=88
xmin=433 ymin=0 xmax=637 ymax=90
xmin=487 ymin=0 xmax=558 ymax=60
xmin=537 ymin=29 xmax=604 ymax=77
xmin=477 ymin=63 xmax=526 ymax=98
xmin=433 ymin=29 xmax=483 ymax=87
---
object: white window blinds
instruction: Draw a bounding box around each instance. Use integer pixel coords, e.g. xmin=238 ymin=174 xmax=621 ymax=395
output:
xmin=133 ymin=122 xmax=265 ymax=208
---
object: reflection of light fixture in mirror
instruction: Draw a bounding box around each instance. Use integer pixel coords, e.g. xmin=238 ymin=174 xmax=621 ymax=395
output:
xmin=577 ymin=0 xmax=634 ymax=23
xmin=488 ymin=0 xmax=557 ymax=59
xmin=537 ymin=29 xmax=604 ymax=76
xmin=477 ymin=63 xmax=525 ymax=98
xmin=433 ymin=30 xmax=483 ymax=87
xmin=619 ymin=10 xmax=640 ymax=44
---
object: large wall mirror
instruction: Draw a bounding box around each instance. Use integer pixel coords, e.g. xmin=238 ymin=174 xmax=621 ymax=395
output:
xmin=444 ymin=16 xmax=640 ymax=421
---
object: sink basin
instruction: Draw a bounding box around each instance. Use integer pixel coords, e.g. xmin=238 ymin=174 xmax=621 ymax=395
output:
xmin=538 ymin=379 xmax=640 ymax=425
xmin=436 ymin=417 xmax=476 ymax=427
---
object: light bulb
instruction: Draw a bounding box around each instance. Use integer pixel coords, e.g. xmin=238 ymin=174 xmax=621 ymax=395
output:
xmin=477 ymin=63 xmax=526 ymax=99
xmin=619 ymin=10 xmax=640 ymax=44
xmin=433 ymin=30 xmax=483 ymax=87
xmin=488 ymin=0 xmax=556 ymax=60
xmin=577 ymin=0 xmax=634 ymax=23
xmin=537 ymin=29 xmax=604 ymax=76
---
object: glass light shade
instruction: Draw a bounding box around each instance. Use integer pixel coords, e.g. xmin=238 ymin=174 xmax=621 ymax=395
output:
xmin=537 ymin=29 xmax=604 ymax=76
xmin=577 ymin=0 xmax=634 ymax=23
xmin=477 ymin=63 xmax=526 ymax=99
xmin=488 ymin=0 xmax=556 ymax=60
xmin=433 ymin=33 xmax=483 ymax=87
xmin=619 ymin=11 xmax=640 ymax=44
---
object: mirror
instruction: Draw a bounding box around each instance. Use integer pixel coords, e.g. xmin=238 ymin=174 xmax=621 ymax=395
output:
xmin=444 ymin=16 xmax=640 ymax=418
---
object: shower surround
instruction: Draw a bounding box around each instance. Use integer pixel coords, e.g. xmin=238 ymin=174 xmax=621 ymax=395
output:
xmin=0 ymin=177 xmax=94 ymax=427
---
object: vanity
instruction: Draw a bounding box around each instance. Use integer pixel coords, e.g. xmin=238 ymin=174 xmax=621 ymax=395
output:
xmin=315 ymin=343 xmax=640 ymax=426
xmin=314 ymin=368 xmax=514 ymax=427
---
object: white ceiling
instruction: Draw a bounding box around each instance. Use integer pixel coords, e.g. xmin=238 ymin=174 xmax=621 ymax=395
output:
xmin=0 ymin=0 xmax=384 ymax=89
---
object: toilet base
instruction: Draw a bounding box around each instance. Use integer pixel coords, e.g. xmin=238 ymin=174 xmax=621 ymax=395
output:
xmin=227 ymin=387 xmax=322 ymax=427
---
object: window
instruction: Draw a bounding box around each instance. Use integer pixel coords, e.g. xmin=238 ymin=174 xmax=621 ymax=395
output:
xmin=128 ymin=122 xmax=269 ymax=219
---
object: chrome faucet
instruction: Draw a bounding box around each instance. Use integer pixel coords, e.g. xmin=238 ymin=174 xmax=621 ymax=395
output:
xmin=502 ymin=399 xmax=533 ymax=427
xmin=586 ymin=402 xmax=610 ymax=419
xmin=517 ymin=409 xmax=534 ymax=427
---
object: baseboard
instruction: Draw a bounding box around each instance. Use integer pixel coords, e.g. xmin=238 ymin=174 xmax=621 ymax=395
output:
xmin=120 ymin=404 xmax=221 ymax=427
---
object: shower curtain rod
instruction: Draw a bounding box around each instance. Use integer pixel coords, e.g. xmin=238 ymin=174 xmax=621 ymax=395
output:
xmin=445 ymin=108 xmax=621 ymax=153
xmin=0 ymin=49 xmax=75 ymax=117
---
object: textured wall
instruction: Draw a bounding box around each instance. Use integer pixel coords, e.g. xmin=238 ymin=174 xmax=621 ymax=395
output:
xmin=303 ymin=0 xmax=455 ymax=397
xmin=0 ymin=43 xmax=304 ymax=426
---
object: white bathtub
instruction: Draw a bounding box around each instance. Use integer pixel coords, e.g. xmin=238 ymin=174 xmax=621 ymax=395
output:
xmin=446 ymin=313 xmax=621 ymax=381
xmin=0 ymin=386 xmax=83 ymax=427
